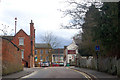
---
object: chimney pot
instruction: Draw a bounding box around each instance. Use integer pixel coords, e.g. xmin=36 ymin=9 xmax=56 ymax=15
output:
xmin=31 ymin=20 xmax=33 ymax=23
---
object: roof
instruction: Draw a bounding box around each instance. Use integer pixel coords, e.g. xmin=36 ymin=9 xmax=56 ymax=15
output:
xmin=1 ymin=36 xmax=14 ymax=41
xmin=52 ymin=49 xmax=64 ymax=54
xmin=14 ymin=29 xmax=30 ymax=37
xmin=0 ymin=29 xmax=29 ymax=41
xmin=35 ymin=43 xmax=52 ymax=49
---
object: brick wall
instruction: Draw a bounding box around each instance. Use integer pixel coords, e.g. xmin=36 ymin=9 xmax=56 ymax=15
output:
xmin=2 ymin=38 xmax=23 ymax=75
xmin=35 ymin=48 xmax=52 ymax=67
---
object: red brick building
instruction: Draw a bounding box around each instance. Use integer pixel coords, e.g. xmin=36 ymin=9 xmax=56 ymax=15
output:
xmin=2 ymin=20 xmax=35 ymax=68
xmin=12 ymin=20 xmax=35 ymax=67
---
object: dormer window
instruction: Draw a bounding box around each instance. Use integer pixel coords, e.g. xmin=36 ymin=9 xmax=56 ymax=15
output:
xmin=19 ymin=37 xmax=24 ymax=45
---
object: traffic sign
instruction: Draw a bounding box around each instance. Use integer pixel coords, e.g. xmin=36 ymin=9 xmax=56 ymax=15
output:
xmin=95 ymin=46 xmax=100 ymax=51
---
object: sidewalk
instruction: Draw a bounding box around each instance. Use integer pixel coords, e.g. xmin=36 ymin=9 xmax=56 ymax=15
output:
xmin=69 ymin=66 xmax=120 ymax=79
xmin=2 ymin=67 xmax=43 ymax=79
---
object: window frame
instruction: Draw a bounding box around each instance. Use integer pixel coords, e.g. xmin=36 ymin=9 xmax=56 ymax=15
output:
xmin=19 ymin=37 xmax=24 ymax=46
xmin=21 ymin=50 xmax=24 ymax=59
xmin=46 ymin=50 xmax=48 ymax=54
xmin=35 ymin=50 xmax=37 ymax=55
xmin=40 ymin=49 xmax=43 ymax=54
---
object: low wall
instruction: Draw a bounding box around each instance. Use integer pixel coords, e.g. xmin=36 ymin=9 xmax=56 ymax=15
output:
xmin=2 ymin=38 xmax=23 ymax=75
xmin=78 ymin=56 xmax=120 ymax=77
xmin=117 ymin=59 xmax=120 ymax=77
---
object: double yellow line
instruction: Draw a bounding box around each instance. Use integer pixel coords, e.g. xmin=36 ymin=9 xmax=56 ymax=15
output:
xmin=70 ymin=68 xmax=98 ymax=80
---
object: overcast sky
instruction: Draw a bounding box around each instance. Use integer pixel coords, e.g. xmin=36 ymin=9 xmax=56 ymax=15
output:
xmin=0 ymin=0 xmax=81 ymax=48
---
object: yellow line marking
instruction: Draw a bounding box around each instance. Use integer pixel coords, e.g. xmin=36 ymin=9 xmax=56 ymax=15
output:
xmin=70 ymin=68 xmax=93 ymax=80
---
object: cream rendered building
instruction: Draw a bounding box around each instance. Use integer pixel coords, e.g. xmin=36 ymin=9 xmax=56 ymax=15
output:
xmin=65 ymin=40 xmax=78 ymax=66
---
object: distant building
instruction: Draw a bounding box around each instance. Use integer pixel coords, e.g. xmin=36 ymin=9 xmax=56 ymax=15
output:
xmin=35 ymin=43 xmax=52 ymax=67
xmin=2 ymin=20 xmax=35 ymax=68
xmin=52 ymin=49 xmax=64 ymax=66
xmin=65 ymin=40 xmax=78 ymax=66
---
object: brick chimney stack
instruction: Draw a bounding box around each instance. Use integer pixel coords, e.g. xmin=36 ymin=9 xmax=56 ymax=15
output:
xmin=30 ymin=20 xmax=35 ymax=67
xmin=30 ymin=20 xmax=34 ymax=40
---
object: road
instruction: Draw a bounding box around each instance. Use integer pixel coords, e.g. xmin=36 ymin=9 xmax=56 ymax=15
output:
xmin=20 ymin=67 xmax=93 ymax=80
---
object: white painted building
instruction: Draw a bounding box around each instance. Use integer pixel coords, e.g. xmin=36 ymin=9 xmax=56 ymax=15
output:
xmin=65 ymin=40 xmax=78 ymax=66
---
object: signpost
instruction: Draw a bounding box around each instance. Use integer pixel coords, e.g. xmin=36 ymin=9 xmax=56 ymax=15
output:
xmin=95 ymin=44 xmax=100 ymax=71
xmin=95 ymin=46 xmax=100 ymax=51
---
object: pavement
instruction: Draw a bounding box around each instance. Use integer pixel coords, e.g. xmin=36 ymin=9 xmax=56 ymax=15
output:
xmin=69 ymin=66 xmax=120 ymax=79
xmin=2 ymin=67 xmax=43 ymax=80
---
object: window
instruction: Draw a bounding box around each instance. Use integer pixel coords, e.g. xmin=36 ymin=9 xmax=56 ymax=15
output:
xmin=19 ymin=38 xmax=24 ymax=45
xmin=46 ymin=56 xmax=49 ymax=61
xmin=46 ymin=50 xmax=48 ymax=54
xmin=21 ymin=50 xmax=24 ymax=59
xmin=35 ymin=50 xmax=37 ymax=55
xmin=40 ymin=50 xmax=43 ymax=54
xmin=41 ymin=56 xmax=43 ymax=60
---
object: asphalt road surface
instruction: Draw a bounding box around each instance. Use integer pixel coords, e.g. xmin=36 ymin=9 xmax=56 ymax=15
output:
xmin=20 ymin=67 xmax=89 ymax=80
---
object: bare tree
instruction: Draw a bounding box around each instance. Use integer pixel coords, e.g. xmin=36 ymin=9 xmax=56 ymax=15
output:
xmin=60 ymin=0 xmax=102 ymax=29
xmin=40 ymin=32 xmax=61 ymax=49
xmin=0 ymin=24 xmax=14 ymax=36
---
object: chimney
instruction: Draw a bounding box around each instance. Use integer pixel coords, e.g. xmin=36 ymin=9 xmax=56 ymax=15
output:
xmin=15 ymin=17 xmax=17 ymax=35
xmin=64 ymin=46 xmax=67 ymax=50
xmin=30 ymin=20 xmax=34 ymax=40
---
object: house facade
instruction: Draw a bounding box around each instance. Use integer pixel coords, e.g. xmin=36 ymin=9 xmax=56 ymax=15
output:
xmin=35 ymin=43 xmax=52 ymax=67
xmin=12 ymin=20 xmax=35 ymax=68
xmin=65 ymin=40 xmax=78 ymax=66
xmin=2 ymin=20 xmax=35 ymax=68
xmin=52 ymin=49 xmax=64 ymax=66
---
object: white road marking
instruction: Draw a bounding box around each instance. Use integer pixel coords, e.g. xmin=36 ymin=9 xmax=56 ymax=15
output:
xmin=44 ymin=67 xmax=47 ymax=69
xmin=21 ymin=71 xmax=38 ymax=78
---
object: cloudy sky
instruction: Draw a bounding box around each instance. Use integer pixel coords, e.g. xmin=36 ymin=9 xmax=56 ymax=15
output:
xmin=0 ymin=0 xmax=81 ymax=48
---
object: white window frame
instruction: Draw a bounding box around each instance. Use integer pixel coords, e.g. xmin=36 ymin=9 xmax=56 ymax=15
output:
xmin=19 ymin=37 xmax=24 ymax=46
xmin=40 ymin=49 xmax=43 ymax=54
xmin=35 ymin=50 xmax=37 ymax=55
xmin=21 ymin=50 xmax=24 ymax=59
xmin=46 ymin=50 xmax=48 ymax=54
xmin=46 ymin=56 xmax=49 ymax=61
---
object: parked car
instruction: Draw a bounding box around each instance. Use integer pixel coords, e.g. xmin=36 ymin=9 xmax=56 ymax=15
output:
xmin=41 ymin=62 xmax=49 ymax=67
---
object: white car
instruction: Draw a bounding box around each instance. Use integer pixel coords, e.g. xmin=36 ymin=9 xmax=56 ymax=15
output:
xmin=41 ymin=62 xmax=49 ymax=67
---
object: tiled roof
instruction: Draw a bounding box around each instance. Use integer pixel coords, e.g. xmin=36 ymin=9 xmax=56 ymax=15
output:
xmin=35 ymin=43 xmax=52 ymax=49
xmin=1 ymin=36 xmax=14 ymax=41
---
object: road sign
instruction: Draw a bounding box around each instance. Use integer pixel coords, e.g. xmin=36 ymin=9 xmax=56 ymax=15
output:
xmin=68 ymin=50 xmax=76 ymax=54
xmin=95 ymin=46 xmax=100 ymax=51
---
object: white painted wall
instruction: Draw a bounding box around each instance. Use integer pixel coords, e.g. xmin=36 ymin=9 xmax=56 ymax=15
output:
xmin=66 ymin=40 xmax=78 ymax=64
